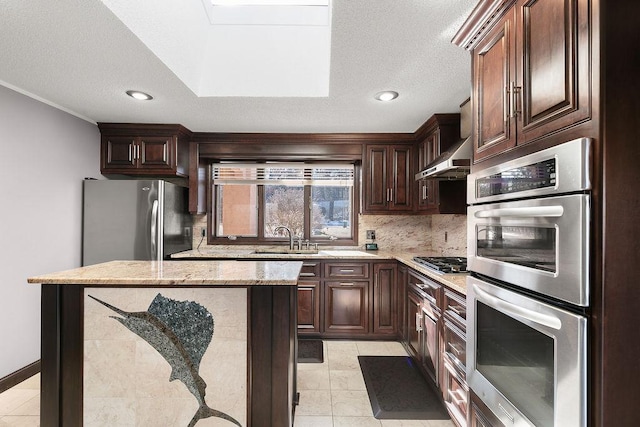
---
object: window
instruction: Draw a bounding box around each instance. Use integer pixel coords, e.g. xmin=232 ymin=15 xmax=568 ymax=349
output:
xmin=210 ymin=163 xmax=357 ymax=245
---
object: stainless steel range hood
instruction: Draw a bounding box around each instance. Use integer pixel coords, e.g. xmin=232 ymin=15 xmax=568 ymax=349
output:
xmin=415 ymin=137 xmax=472 ymax=180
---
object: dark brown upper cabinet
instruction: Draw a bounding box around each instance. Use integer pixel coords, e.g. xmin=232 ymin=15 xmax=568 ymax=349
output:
xmin=362 ymin=143 xmax=414 ymax=214
xmin=414 ymin=114 xmax=466 ymax=215
xmin=455 ymin=0 xmax=592 ymax=164
xmin=99 ymin=123 xmax=191 ymax=177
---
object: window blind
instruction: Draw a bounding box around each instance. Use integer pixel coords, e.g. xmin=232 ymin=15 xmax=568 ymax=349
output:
xmin=212 ymin=163 xmax=355 ymax=186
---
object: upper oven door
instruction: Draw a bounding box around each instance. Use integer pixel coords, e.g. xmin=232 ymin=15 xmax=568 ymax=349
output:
xmin=468 ymin=194 xmax=590 ymax=306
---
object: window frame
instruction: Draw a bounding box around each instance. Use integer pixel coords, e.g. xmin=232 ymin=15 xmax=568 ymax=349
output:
xmin=207 ymin=162 xmax=360 ymax=246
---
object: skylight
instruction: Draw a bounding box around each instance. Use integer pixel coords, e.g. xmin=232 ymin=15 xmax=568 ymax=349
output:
xmin=202 ymin=0 xmax=330 ymax=26
xmin=101 ymin=0 xmax=332 ymax=97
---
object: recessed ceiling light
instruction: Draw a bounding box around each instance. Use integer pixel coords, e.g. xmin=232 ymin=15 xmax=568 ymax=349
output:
xmin=374 ymin=91 xmax=399 ymax=102
xmin=126 ymin=90 xmax=153 ymax=101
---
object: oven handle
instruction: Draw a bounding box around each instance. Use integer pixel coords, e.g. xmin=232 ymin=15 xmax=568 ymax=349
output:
xmin=474 ymin=205 xmax=564 ymax=218
xmin=473 ymin=284 xmax=562 ymax=330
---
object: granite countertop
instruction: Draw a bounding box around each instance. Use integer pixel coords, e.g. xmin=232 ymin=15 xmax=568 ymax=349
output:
xmin=173 ymin=247 xmax=468 ymax=295
xmin=27 ymin=260 xmax=303 ymax=286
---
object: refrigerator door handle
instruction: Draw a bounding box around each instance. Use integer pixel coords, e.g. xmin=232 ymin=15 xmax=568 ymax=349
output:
xmin=151 ymin=199 xmax=159 ymax=259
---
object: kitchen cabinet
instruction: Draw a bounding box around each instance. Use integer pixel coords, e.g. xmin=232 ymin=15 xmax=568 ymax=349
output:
xmin=297 ymin=261 xmax=322 ymax=335
xmin=442 ymin=289 xmax=468 ymax=427
xmin=406 ymin=269 xmax=442 ymax=384
xmin=456 ymin=0 xmax=591 ymax=163
xmin=403 ymin=268 xmax=469 ymax=426
xmin=397 ymin=264 xmax=408 ymax=341
xmin=323 ymin=261 xmax=370 ymax=336
xmin=299 ymin=260 xmax=398 ymax=338
xmin=99 ymin=123 xmax=191 ymax=177
xmin=362 ymin=144 xmax=414 ymax=213
xmin=372 ymin=262 xmax=397 ymax=335
xmin=470 ymin=391 xmax=504 ymax=427
xmin=415 ymin=114 xmax=466 ymax=214
xmin=324 ymin=281 xmax=369 ymax=335
xmin=406 ymin=285 xmax=423 ymax=360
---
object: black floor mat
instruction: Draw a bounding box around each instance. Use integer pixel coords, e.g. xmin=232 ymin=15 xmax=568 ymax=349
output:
xmin=298 ymin=339 xmax=324 ymax=363
xmin=358 ymin=356 xmax=450 ymax=420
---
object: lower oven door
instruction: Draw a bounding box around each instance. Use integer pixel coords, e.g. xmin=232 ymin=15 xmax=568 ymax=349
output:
xmin=467 ymin=276 xmax=587 ymax=427
xmin=467 ymin=193 xmax=590 ymax=307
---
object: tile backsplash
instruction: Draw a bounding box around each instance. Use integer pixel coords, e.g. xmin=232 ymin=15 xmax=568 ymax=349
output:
xmin=191 ymin=213 xmax=467 ymax=255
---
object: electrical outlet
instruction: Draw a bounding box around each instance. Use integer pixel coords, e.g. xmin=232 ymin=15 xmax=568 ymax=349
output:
xmin=366 ymin=230 xmax=376 ymax=240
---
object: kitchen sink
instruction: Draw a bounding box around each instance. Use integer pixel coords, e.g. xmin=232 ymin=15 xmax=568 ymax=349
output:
xmin=320 ymin=250 xmax=377 ymax=257
xmin=251 ymin=248 xmax=319 ymax=255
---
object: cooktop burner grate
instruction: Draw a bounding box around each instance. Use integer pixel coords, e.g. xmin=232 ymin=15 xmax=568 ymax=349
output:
xmin=412 ymin=256 xmax=468 ymax=273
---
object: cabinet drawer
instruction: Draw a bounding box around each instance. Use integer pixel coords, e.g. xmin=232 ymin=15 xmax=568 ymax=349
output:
xmin=408 ymin=270 xmax=441 ymax=306
xmin=443 ymin=359 xmax=468 ymax=427
xmin=299 ymin=262 xmax=321 ymax=278
xmin=444 ymin=289 xmax=466 ymax=328
xmin=325 ymin=262 xmax=370 ymax=279
xmin=443 ymin=318 xmax=466 ymax=373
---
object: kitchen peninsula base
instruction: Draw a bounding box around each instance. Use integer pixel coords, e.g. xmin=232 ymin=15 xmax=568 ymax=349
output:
xmin=29 ymin=260 xmax=302 ymax=427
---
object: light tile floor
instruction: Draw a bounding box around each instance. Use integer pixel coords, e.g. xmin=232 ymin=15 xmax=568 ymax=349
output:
xmin=0 ymin=340 xmax=454 ymax=427
xmin=0 ymin=373 xmax=40 ymax=426
xmin=295 ymin=340 xmax=455 ymax=427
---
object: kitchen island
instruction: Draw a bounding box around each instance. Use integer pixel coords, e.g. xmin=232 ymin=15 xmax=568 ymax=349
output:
xmin=28 ymin=260 xmax=303 ymax=427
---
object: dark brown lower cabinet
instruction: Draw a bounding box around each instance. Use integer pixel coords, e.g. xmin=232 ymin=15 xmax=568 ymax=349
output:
xmin=470 ymin=391 xmax=504 ymax=427
xmin=420 ymin=303 xmax=440 ymax=384
xmin=406 ymin=286 xmax=423 ymax=360
xmin=323 ymin=281 xmax=369 ymax=335
xmin=397 ymin=264 xmax=408 ymax=341
xmin=372 ymin=262 xmax=397 ymax=335
xmin=298 ymin=260 xmax=398 ymax=338
xmin=297 ymin=280 xmax=320 ymax=334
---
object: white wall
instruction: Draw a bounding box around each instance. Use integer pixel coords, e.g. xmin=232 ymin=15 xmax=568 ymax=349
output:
xmin=0 ymin=85 xmax=100 ymax=378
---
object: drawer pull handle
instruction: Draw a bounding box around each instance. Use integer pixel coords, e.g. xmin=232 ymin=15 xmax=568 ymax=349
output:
xmin=417 ymin=280 xmax=438 ymax=291
xmin=445 ymin=352 xmax=466 ymax=372
xmin=449 ymin=306 xmax=465 ymax=316
xmin=448 ymin=389 xmax=467 ymax=406
xmin=299 ymin=273 xmax=316 ymax=277
xmin=339 ymin=269 xmax=355 ymax=273
xmin=339 ymin=282 xmax=355 ymax=287
xmin=450 ymin=344 xmax=462 ymax=356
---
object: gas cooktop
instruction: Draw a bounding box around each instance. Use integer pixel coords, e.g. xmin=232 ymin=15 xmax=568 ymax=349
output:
xmin=412 ymin=256 xmax=468 ymax=274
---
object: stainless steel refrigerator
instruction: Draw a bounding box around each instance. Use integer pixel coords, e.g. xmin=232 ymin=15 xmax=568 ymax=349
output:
xmin=82 ymin=179 xmax=192 ymax=266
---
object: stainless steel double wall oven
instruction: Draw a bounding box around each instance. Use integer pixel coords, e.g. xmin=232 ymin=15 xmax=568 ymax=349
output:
xmin=466 ymin=138 xmax=592 ymax=427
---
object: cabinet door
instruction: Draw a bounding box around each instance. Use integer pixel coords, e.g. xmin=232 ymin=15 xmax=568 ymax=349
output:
xmin=139 ymin=136 xmax=173 ymax=170
xmin=417 ymin=134 xmax=439 ymax=210
xmin=421 ymin=305 xmax=439 ymax=384
xmin=372 ymin=263 xmax=397 ymax=335
xmin=406 ymin=288 xmax=422 ymax=360
xmin=324 ymin=281 xmax=369 ymax=335
xmin=297 ymin=280 xmax=320 ymax=335
xmin=516 ymin=0 xmax=591 ymax=144
xmin=397 ymin=265 xmax=408 ymax=341
xmin=472 ymin=10 xmax=517 ymax=163
xmin=101 ymin=136 xmax=137 ymax=170
xmin=363 ymin=145 xmax=389 ymax=212
xmin=389 ymin=145 xmax=413 ymax=211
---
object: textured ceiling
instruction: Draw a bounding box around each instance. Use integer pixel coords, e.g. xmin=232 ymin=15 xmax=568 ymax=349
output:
xmin=0 ymin=0 xmax=477 ymax=133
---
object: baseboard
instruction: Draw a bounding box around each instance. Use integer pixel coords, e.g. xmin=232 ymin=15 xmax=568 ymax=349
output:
xmin=0 ymin=360 xmax=40 ymax=394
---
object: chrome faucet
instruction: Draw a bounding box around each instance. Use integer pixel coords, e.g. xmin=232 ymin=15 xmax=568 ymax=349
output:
xmin=274 ymin=226 xmax=294 ymax=250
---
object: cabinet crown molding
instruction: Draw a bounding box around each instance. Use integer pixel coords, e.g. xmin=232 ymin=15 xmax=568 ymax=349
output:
xmin=452 ymin=0 xmax=516 ymax=51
